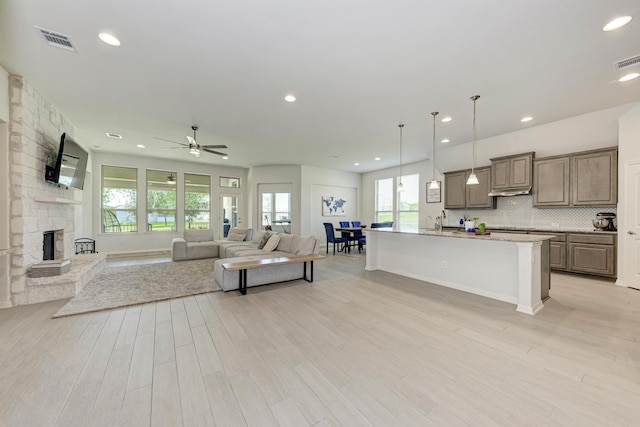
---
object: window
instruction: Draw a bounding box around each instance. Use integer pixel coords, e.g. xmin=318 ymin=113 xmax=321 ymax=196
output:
xmin=102 ymin=166 xmax=137 ymax=233
xmin=397 ymin=173 xmax=419 ymax=231
xmin=219 ymin=176 xmax=240 ymax=188
xmin=262 ymin=192 xmax=291 ymax=233
xmin=147 ymin=169 xmax=177 ymax=231
xmin=184 ymin=173 xmax=210 ymax=229
xmin=375 ymin=178 xmax=393 ymax=223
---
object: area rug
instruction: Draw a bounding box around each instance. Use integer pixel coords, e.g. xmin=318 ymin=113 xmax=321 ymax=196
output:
xmin=53 ymin=258 xmax=221 ymax=318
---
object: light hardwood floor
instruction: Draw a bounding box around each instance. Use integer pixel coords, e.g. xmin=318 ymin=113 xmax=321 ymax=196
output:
xmin=1 ymin=253 xmax=639 ymax=426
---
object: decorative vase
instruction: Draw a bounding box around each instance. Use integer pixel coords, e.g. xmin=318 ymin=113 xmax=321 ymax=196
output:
xmin=464 ymin=220 xmax=475 ymax=232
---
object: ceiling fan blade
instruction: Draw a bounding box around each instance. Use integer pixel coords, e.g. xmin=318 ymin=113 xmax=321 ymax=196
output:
xmin=153 ymin=136 xmax=189 ymax=147
xmin=202 ymin=147 xmax=228 ymax=156
xmin=200 ymin=144 xmax=228 ymax=149
xmin=163 ymin=146 xmax=187 ymax=150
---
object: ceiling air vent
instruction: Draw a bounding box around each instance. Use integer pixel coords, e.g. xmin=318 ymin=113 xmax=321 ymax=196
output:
xmin=614 ymin=54 xmax=640 ymax=71
xmin=105 ymin=133 xmax=123 ymax=139
xmin=34 ymin=26 xmax=78 ymax=52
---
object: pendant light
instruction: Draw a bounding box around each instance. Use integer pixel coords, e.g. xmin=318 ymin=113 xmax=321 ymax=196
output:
xmin=466 ymin=95 xmax=480 ymax=185
xmin=429 ymin=112 xmax=440 ymax=190
xmin=166 ymin=173 xmax=176 ymax=185
xmin=397 ymin=123 xmax=405 ymax=192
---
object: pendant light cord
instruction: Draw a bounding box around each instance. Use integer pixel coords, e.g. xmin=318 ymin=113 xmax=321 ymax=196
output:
xmin=431 ymin=112 xmax=438 ymax=179
xmin=399 ymin=124 xmax=404 ymax=185
xmin=471 ymin=95 xmax=479 ymax=174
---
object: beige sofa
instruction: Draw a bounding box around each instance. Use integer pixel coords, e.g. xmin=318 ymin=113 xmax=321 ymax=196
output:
xmin=171 ymin=228 xmax=253 ymax=261
xmin=213 ymin=230 xmax=321 ymax=292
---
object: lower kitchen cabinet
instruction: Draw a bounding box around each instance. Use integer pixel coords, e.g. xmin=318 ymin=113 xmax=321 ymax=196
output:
xmin=529 ymin=231 xmax=566 ymax=270
xmin=567 ymin=233 xmax=616 ymax=278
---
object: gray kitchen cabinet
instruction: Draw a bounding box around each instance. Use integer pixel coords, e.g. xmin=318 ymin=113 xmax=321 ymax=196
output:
xmin=466 ymin=167 xmax=495 ymax=209
xmin=444 ymin=167 xmax=495 ymax=209
xmin=444 ymin=170 xmax=466 ymax=209
xmin=490 ymin=152 xmax=534 ymax=191
xmin=529 ymin=231 xmax=567 ymax=270
xmin=567 ymin=233 xmax=616 ymax=278
xmin=533 ymin=156 xmax=571 ymax=207
xmin=571 ymin=148 xmax=617 ymax=206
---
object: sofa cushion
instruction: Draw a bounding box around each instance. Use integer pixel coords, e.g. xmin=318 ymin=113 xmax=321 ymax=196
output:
xmin=229 ymin=228 xmax=252 ymax=241
xmin=257 ymin=232 xmax=273 ymax=249
xmin=262 ymin=234 xmax=281 ymax=252
xmin=291 ymin=235 xmax=316 ymax=256
xmin=227 ymin=232 xmax=246 ymax=241
xmin=276 ymin=234 xmax=294 ymax=253
xmin=184 ymin=228 xmax=214 ymax=242
xmin=252 ymin=230 xmax=267 ymax=244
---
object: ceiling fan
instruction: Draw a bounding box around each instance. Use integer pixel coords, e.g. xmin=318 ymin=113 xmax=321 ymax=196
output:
xmin=154 ymin=126 xmax=228 ymax=158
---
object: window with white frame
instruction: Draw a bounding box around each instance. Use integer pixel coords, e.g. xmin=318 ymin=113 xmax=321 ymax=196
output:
xmin=184 ymin=173 xmax=210 ymax=229
xmin=102 ymin=166 xmax=137 ymax=233
xmin=374 ymin=178 xmax=393 ymax=223
xmin=397 ymin=173 xmax=419 ymax=231
xmin=147 ymin=169 xmax=177 ymax=231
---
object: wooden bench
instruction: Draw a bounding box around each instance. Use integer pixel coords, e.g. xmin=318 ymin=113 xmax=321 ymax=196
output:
xmin=220 ymin=254 xmax=325 ymax=295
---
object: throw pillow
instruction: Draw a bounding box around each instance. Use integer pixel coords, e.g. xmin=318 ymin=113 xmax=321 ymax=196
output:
xmin=294 ymin=236 xmax=317 ymax=256
xmin=262 ymin=234 xmax=281 ymax=252
xmin=276 ymin=234 xmax=294 ymax=252
xmin=227 ymin=232 xmax=246 ymax=242
xmin=257 ymin=232 xmax=273 ymax=249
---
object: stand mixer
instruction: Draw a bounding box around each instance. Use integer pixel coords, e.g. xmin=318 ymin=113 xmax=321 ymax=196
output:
xmin=593 ymin=212 xmax=616 ymax=231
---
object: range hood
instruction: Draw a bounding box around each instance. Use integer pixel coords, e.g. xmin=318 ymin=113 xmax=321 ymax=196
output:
xmin=488 ymin=187 xmax=531 ymax=197
xmin=489 ymin=152 xmax=534 ymax=197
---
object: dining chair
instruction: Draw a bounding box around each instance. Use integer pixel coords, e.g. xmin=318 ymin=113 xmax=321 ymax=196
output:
xmin=338 ymin=221 xmax=357 ymax=251
xmin=323 ymin=223 xmax=349 ymax=255
xmin=351 ymin=221 xmax=361 ymax=227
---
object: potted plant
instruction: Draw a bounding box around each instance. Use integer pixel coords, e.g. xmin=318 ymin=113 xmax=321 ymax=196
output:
xmin=463 ymin=214 xmax=479 ymax=232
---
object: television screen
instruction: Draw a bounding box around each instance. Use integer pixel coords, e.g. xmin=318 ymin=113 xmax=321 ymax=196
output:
xmin=54 ymin=133 xmax=89 ymax=190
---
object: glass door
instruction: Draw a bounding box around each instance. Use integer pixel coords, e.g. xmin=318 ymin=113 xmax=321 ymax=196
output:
xmin=220 ymin=195 xmax=241 ymax=238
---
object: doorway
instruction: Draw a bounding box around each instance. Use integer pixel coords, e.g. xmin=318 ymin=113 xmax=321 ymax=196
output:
xmin=623 ymin=161 xmax=640 ymax=289
xmin=220 ymin=195 xmax=240 ymax=239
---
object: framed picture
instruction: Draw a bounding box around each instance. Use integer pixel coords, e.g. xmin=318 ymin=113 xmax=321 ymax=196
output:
xmin=426 ymin=182 xmax=441 ymax=203
xmin=322 ymin=196 xmax=346 ymax=216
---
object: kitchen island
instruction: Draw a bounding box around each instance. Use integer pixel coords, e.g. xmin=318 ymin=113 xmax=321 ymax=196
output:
xmin=364 ymin=228 xmax=552 ymax=315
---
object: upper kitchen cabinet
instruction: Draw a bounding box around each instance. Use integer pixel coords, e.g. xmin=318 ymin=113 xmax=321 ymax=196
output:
xmin=571 ymin=148 xmax=617 ymax=206
xmin=533 ymin=156 xmax=571 ymax=207
xmin=444 ymin=166 xmax=496 ymax=209
xmin=489 ymin=152 xmax=534 ymax=196
xmin=533 ymin=147 xmax=617 ymax=208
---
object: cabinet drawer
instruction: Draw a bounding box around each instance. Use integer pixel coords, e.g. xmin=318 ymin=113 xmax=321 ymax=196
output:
xmin=568 ymin=243 xmax=615 ymax=277
xmin=568 ymin=233 xmax=615 ymax=245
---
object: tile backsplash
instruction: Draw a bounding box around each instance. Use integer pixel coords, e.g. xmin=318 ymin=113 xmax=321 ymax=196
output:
xmin=446 ymin=195 xmax=616 ymax=231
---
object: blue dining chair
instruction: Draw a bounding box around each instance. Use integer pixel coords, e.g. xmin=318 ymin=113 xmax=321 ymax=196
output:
xmin=351 ymin=221 xmax=361 ymax=227
xmin=323 ymin=223 xmax=348 ymax=255
xmin=338 ymin=221 xmax=357 ymax=251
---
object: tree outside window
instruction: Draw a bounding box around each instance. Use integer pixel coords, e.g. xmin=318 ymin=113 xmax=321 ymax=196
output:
xmin=185 ymin=173 xmax=210 ymax=229
xmin=102 ymin=166 xmax=137 ymax=232
xmin=147 ymin=169 xmax=177 ymax=231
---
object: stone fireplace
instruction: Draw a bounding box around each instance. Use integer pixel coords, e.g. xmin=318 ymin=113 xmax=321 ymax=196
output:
xmin=43 ymin=229 xmax=65 ymax=261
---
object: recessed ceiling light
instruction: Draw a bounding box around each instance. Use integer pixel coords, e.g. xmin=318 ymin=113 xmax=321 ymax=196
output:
xmin=98 ymin=33 xmax=121 ymax=46
xmin=603 ymin=16 xmax=632 ymax=32
xmin=441 ymin=138 xmax=450 ymax=143
xmin=374 ymin=157 xmax=381 ymax=161
xmin=354 ymin=162 xmax=360 ymax=166
xmin=284 ymin=95 xmax=296 ymax=102
xmin=441 ymin=117 xmax=452 ymax=123
xmin=222 ymin=156 xmax=229 ymax=160
xmin=521 ymin=116 xmax=533 ymax=122
xmin=105 ymin=132 xmax=122 ymax=139
xmin=619 ymin=72 xmax=639 ymax=82
xmin=136 ymin=144 xmax=145 ymax=148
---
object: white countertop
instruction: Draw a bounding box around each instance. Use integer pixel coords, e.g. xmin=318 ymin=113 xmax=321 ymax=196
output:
xmin=444 ymin=225 xmax=617 ymax=235
xmin=365 ymin=228 xmax=553 ymax=243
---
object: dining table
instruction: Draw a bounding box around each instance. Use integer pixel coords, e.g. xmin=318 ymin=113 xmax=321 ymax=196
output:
xmin=334 ymin=226 xmax=366 ymax=253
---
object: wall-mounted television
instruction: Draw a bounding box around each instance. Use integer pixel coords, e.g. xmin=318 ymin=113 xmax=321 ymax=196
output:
xmin=45 ymin=133 xmax=89 ymax=190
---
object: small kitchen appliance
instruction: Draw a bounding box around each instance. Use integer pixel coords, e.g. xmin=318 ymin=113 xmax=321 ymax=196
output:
xmin=593 ymin=212 xmax=616 ymax=231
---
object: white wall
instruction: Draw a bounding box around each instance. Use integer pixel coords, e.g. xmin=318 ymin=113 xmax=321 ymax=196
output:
xmin=301 ymin=165 xmax=361 ymax=239
xmin=617 ymin=102 xmax=640 ymax=286
xmin=92 ymin=151 xmax=248 ymax=253
xmin=437 ymin=103 xmax=633 ymax=173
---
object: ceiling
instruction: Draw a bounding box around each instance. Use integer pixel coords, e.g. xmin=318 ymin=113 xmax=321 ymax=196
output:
xmin=1 ymin=1 xmax=639 ymax=173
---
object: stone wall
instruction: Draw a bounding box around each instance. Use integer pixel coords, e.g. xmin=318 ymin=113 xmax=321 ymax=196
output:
xmin=8 ymin=75 xmax=80 ymax=305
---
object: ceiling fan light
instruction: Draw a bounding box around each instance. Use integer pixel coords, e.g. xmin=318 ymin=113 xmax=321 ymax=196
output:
xmin=166 ymin=174 xmax=176 ymax=185
xmin=466 ymin=173 xmax=479 ymax=185
xmin=397 ymin=182 xmax=405 ymax=192
xmin=429 ymin=178 xmax=440 ymax=190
